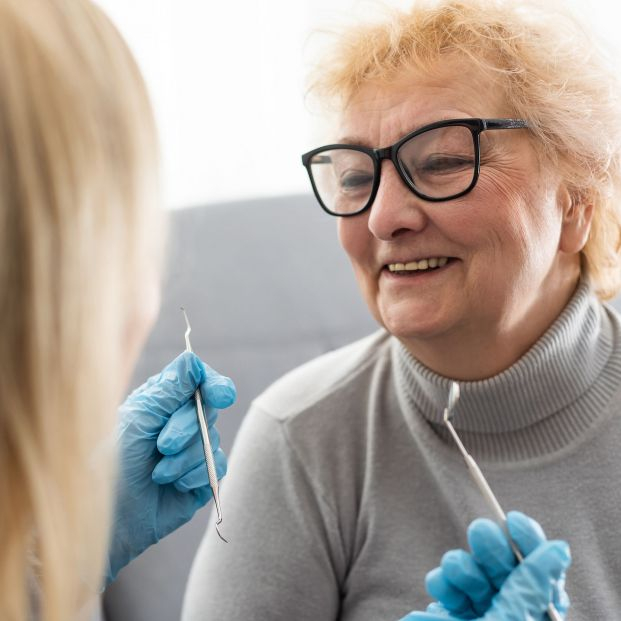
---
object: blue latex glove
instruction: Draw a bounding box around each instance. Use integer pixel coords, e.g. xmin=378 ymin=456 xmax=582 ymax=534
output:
xmin=400 ymin=511 xmax=571 ymax=621
xmin=105 ymin=352 xmax=236 ymax=584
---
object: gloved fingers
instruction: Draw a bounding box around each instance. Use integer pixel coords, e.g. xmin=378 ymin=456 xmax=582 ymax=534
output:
xmin=157 ymin=400 xmax=219 ymax=455
xmin=506 ymin=511 xmax=547 ymax=557
xmin=189 ymin=484 xmax=213 ymax=507
xmin=440 ymin=549 xmax=494 ymax=615
xmin=522 ymin=540 xmax=571 ymax=584
xmin=200 ymin=364 xmax=236 ymax=409
xmin=506 ymin=511 xmax=568 ymax=614
xmin=397 ymin=609 xmax=451 ymax=621
xmin=467 ymin=518 xmax=516 ymax=589
xmin=152 ymin=425 xmax=221 ymax=485
xmin=173 ymin=447 xmax=227 ymax=492
xmin=122 ymin=352 xmax=206 ymax=423
xmin=425 ymin=567 xmax=472 ymax=617
xmin=152 ymin=484 xmax=214 ymax=541
xmin=488 ymin=540 xmax=571 ymax=621
xmin=553 ymin=573 xmax=571 ymax=615
xmin=426 ymin=601 xmax=477 ymax=619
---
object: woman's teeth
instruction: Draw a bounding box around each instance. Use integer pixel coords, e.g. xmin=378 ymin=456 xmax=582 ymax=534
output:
xmin=387 ymin=257 xmax=449 ymax=272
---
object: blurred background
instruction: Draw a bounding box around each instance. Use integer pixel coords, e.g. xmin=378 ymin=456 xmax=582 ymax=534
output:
xmin=94 ymin=0 xmax=621 ymax=211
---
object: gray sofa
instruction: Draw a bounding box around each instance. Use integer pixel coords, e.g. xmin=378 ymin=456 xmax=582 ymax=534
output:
xmin=102 ymin=193 xmax=377 ymax=621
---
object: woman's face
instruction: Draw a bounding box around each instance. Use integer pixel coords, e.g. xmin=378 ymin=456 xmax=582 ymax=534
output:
xmin=337 ymin=63 xmax=589 ymax=373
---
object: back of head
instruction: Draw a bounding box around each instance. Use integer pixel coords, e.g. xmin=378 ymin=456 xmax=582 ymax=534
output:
xmin=0 ymin=0 xmax=163 ymax=618
xmin=309 ymin=0 xmax=621 ymax=299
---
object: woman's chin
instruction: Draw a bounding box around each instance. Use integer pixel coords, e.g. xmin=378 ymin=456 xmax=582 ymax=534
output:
xmin=379 ymin=310 xmax=453 ymax=342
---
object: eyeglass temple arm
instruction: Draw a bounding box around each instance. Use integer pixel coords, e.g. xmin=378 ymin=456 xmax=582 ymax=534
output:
xmin=483 ymin=119 xmax=529 ymax=130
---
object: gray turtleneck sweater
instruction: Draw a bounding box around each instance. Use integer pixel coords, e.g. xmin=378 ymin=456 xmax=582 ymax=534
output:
xmin=182 ymin=281 xmax=621 ymax=621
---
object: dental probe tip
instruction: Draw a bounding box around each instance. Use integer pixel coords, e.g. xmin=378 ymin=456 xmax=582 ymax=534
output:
xmin=215 ymin=523 xmax=229 ymax=544
xmin=181 ymin=307 xmax=190 ymax=327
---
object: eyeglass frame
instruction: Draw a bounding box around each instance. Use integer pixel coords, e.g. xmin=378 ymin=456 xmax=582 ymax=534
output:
xmin=301 ymin=118 xmax=529 ymax=217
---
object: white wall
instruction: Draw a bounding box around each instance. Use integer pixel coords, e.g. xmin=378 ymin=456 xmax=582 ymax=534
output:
xmin=95 ymin=0 xmax=621 ymax=209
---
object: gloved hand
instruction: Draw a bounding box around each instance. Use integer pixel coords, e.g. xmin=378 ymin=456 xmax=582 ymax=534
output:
xmin=105 ymin=352 xmax=236 ymax=584
xmin=400 ymin=511 xmax=571 ymax=621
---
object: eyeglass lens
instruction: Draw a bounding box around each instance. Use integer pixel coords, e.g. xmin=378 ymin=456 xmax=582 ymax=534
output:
xmin=308 ymin=125 xmax=476 ymax=215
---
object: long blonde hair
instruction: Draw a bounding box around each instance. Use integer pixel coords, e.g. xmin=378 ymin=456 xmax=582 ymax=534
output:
xmin=0 ymin=0 xmax=164 ymax=619
xmin=308 ymin=0 xmax=621 ymax=299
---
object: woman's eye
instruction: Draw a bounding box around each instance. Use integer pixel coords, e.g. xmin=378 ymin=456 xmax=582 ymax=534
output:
xmin=420 ymin=155 xmax=474 ymax=174
xmin=340 ymin=171 xmax=374 ymax=191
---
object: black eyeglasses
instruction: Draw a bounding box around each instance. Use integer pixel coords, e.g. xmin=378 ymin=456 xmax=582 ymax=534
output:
xmin=301 ymin=118 xmax=529 ymax=217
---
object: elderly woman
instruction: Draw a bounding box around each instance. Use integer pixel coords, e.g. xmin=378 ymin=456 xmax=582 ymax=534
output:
xmin=182 ymin=1 xmax=621 ymax=620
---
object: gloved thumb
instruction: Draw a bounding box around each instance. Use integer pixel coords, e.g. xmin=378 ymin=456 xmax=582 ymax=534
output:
xmin=486 ymin=540 xmax=571 ymax=621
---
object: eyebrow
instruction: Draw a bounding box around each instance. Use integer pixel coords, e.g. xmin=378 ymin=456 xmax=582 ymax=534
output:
xmin=335 ymin=135 xmax=372 ymax=147
xmin=336 ymin=116 xmax=476 ymax=148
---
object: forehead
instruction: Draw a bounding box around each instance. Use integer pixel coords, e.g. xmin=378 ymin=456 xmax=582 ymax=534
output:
xmin=338 ymin=60 xmax=509 ymax=146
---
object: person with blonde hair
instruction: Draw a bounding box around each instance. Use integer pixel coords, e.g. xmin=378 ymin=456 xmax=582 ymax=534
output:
xmin=183 ymin=1 xmax=621 ymax=619
xmin=0 ymin=0 xmax=235 ymax=619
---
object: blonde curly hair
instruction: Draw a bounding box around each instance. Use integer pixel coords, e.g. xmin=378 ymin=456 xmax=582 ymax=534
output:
xmin=308 ymin=0 xmax=621 ymax=299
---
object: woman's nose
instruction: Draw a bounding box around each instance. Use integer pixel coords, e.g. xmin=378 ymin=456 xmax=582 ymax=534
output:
xmin=367 ymin=161 xmax=429 ymax=241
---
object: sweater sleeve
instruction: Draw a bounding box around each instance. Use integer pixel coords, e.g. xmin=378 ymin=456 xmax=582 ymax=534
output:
xmin=181 ymin=404 xmax=345 ymax=621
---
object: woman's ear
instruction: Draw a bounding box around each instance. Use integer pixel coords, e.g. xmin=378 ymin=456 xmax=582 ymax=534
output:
xmin=559 ymin=185 xmax=594 ymax=254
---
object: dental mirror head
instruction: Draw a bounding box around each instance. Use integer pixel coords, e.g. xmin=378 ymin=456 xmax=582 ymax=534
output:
xmin=444 ymin=381 xmax=461 ymax=423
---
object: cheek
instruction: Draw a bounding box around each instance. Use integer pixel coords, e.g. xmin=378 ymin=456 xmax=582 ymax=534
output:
xmin=338 ymin=217 xmax=371 ymax=267
xmin=121 ymin=271 xmax=162 ymax=391
xmin=457 ymin=174 xmax=565 ymax=309
xmin=131 ymin=274 xmax=161 ymax=349
xmin=472 ymin=169 xmax=562 ymax=254
xmin=337 ymin=217 xmax=382 ymax=310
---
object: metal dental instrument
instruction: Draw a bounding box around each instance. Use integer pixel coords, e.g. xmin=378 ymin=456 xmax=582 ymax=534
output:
xmin=181 ymin=307 xmax=228 ymax=543
xmin=443 ymin=382 xmax=562 ymax=621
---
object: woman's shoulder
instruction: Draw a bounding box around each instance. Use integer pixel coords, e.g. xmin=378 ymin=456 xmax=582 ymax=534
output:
xmin=252 ymin=328 xmax=391 ymax=422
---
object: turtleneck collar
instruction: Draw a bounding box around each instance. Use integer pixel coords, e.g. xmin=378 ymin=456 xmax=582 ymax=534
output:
xmin=393 ymin=279 xmax=621 ymax=461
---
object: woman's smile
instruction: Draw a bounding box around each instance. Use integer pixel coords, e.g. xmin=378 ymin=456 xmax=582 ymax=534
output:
xmin=380 ymin=256 xmax=458 ymax=285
